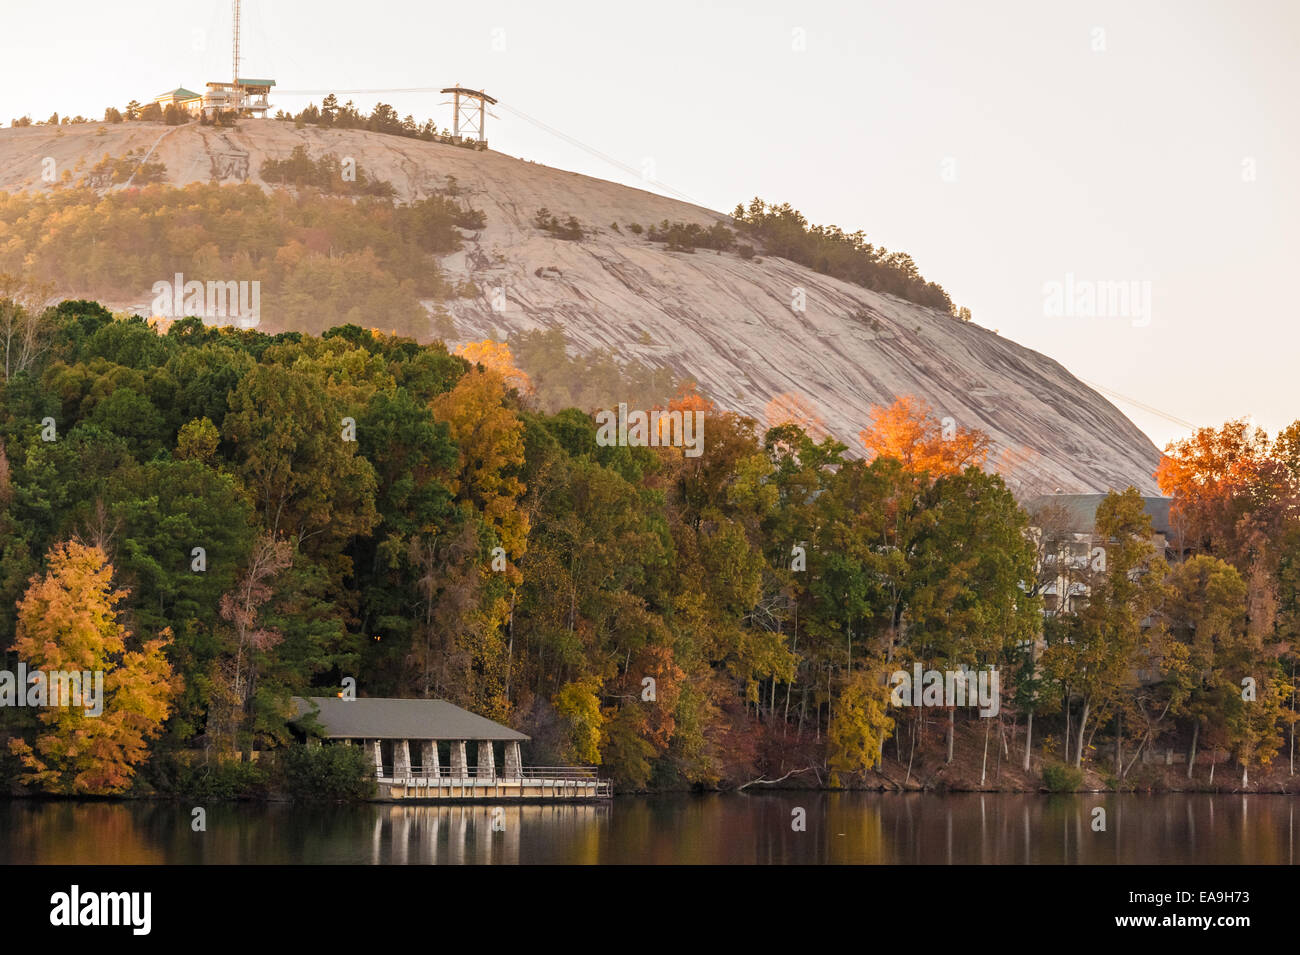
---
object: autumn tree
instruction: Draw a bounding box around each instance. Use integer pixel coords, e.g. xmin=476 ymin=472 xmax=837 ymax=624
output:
xmin=7 ymin=541 xmax=179 ymax=794
xmin=208 ymin=534 xmax=293 ymax=756
xmin=859 ymin=395 xmax=989 ymax=478
xmin=828 ymin=666 xmax=895 ymax=785
xmin=553 ymin=677 xmax=604 ymax=765
xmin=1042 ymin=489 xmax=1168 ymax=769
xmin=1157 ymin=420 xmax=1298 ymax=638
xmin=454 ymin=340 xmax=534 ymax=397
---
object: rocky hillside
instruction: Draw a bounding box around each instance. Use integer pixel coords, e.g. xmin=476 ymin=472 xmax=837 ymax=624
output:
xmin=0 ymin=121 xmax=1161 ymax=493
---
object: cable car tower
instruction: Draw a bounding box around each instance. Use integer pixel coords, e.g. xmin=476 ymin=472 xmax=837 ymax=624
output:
xmin=440 ymin=86 xmax=496 ymax=146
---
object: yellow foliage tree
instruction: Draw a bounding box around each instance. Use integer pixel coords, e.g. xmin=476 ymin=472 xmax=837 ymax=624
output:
xmin=828 ymin=668 xmax=895 ymax=786
xmin=432 ymin=365 xmax=530 ymax=560
xmin=7 ymin=541 xmax=180 ymax=794
xmin=455 ymin=340 xmax=534 ymax=396
xmin=553 ymin=677 xmax=605 ymax=764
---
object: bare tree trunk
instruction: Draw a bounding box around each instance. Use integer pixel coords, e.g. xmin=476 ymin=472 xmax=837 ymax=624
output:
xmin=784 ymin=606 xmax=797 ymax=737
xmin=505 ymin=589 xmax=515 ymax=703
xmin=996 ymin=715 xmax=1005 ymax=783
xmin=1115 ymin=712 xmax=1122 ymax=778
xmin=1064 ymin=690 xmax=1072 ymax=764
xmin=946 ymin=707 xmax=955 ymax=764
xmin=1187 ymin=720 xmax=1199 ymax=780
xmin=824 ymin=664 xmax=832 ymax=738
xmin=1023 ymin=707 xmax=1035 ymax=772
xmin=1074 ymin=701 xmax=1090 ymax=770
xmin=904 ymin=711 xmax=917 ymax=788
xmin=980 ymin=716 xmax=991 ymax=786
xmin=1123 ymin=730 xmax=1151 ymax=779
xmin=1085 ymin=718 xmax=1101 ymax=754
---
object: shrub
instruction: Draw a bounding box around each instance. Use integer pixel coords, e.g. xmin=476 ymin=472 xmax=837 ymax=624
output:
xmin=1041 ymin=761 xmax=1084 ymax=792
xmin=533 ymin=208 xmax=582 ymax=240
xmin=646 ymin=219 xmax=734 ymax=253
xmin=149 ymin=754 xmax=271 ymax=800
xmin=280 ymin=743 xmax=376 ymax=802
xmin=259 ymin=146 xmax=396 ymax=197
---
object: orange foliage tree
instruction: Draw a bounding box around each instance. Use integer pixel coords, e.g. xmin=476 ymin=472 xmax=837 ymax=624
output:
xmin=859 ymin=395 xmax=989 ymax=477
xmin=7 ymin=541 xmax=179 ymax=794
xmin=1156 ymin=419 xmax=1299 ymax=641
xmin=1155 ymin=419 xmax=1297 ymax=563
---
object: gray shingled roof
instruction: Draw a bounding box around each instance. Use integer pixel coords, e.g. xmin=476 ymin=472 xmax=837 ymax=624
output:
xmin=291 ymin=697 xmax=529 ymax=742
xmin=1025 ymin=493 xmax=1173 ymax=538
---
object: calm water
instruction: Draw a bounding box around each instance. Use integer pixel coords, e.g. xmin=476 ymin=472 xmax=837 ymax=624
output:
xmin=1 ymin=793 xmax=1297 ymax=864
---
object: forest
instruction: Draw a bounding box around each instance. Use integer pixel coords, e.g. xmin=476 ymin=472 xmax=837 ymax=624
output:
xmin=0 ymin=179 xmax=481 ymax=337
xmin=0 ymin=293 xmax=1297 ymax=797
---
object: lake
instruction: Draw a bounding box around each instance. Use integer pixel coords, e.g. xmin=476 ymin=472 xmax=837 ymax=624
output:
xmin=1 ymin=793 xmax=1296 ymax=864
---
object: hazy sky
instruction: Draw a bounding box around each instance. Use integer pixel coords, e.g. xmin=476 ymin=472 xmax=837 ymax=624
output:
xmin=3 ymin=0 xmax=1296 ymax=450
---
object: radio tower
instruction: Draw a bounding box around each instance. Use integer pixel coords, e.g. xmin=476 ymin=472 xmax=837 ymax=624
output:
xmin=231 ymin=0 xmax=242 ymax=111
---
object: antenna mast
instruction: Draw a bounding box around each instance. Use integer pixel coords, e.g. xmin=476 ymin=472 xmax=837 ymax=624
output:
xmin=232 ymin=0 xmax=242 ymax=109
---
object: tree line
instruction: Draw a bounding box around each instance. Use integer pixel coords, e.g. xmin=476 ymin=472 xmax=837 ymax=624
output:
xmin=0 ymin=296 xmax=1297 ymax=795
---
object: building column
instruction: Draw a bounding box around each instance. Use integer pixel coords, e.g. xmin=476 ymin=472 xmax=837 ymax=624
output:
xmin=476 ymin=741 xmax=496 ymax=781
xmin=504 ymin=741 xmax=522 ymax=779
xmin=421 ymin=741 xmax=439 ymax=778
xmin=450 ymin=740 xmax=468 ymax=778
xmin=370 ymin=739 xmax=384 ymax=778
xmin=394 ymin=739 xmax=411 ymax=779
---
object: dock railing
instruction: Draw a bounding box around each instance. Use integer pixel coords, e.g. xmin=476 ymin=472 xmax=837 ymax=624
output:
xmin=378 ymin=764 xmax=610 ymax=796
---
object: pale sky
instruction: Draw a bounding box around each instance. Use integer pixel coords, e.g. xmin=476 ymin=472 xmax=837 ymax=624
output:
xmin=3 ymin=0 xmax=1296 ymax=451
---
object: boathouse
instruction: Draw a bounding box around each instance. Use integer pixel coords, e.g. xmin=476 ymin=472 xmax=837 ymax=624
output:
xmin=290 ymin=696 xmax=609 ymax=800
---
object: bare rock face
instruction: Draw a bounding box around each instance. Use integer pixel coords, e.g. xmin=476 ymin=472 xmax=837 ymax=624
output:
xmin=0 ymin=122 xmax=1161 ymax=493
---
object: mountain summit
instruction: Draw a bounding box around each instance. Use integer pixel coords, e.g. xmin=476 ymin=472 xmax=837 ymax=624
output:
xmin=0 ymin=121 xmax=1160 ymax=493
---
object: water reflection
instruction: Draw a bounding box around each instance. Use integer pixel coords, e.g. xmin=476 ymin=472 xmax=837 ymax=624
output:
xmin=1 ymin=794 xmax=1295 ymax=864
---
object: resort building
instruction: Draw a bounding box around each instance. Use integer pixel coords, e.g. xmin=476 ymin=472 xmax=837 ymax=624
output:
xmin=1026 ymin=492 xmax=1175 ymax=617
xmin=147 ymin=79 xmax=277 ymax=120
xmin=153 ymin=87 xmax=205 ymax=115
xmin=201 ymin=79 xmax=277 ymax=119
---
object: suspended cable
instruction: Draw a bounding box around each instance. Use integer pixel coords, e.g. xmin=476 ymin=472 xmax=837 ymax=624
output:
xmin=1077 ymin=378 xmax=1196 ymax=431
xmin=275 ymin=82 xmax=1199 ymax=437
xmin=273 ymin=87 xmax=705 ymax=207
